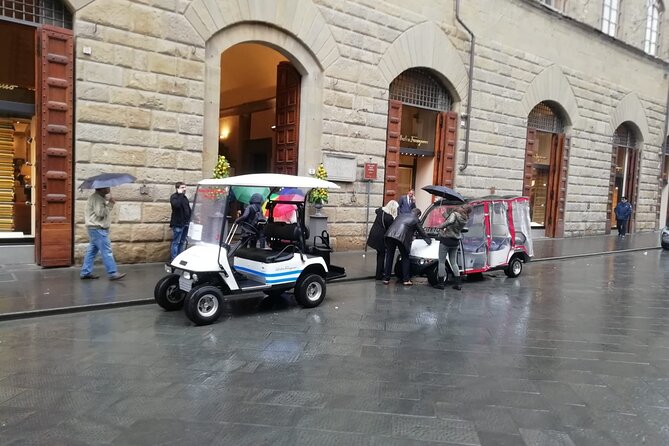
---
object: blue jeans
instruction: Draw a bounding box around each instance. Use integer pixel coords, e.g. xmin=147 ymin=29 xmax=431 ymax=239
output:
xmin=81 ymin=228 xmax=118 ymax=277
xmin=171 ymin=226 xmax=188 ymax=260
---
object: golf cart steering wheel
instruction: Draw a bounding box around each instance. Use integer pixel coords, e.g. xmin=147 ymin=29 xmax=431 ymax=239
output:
xmin=239 ymin=221 xmax=259 ymax=236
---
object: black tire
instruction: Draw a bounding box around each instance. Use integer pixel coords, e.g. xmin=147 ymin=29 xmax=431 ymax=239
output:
xmin=426 ymin=265 xmax=440 ymax=286
xmin=184 ymin=286 xmax=224 ymax=326
xmin=154 ymin=274 xmax=186 ymax=311
xmin=505 ymin=257 xmax=523 ymax=278
xmin=662 ymin=242 xmax=669 ymax=250
xmin=295 ymin=274 xmax=326 ymax=308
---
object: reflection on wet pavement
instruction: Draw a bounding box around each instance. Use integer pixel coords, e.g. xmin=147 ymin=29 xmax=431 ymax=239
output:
xmin=0 ymin=250 xmax=667 ymax=445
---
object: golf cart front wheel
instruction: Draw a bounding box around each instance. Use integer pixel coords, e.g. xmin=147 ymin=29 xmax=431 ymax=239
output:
xmin=154 ymin=274 xmax=185 ymax=311
xmin=505 ymin=257 xmax=523 ymax=278
xmin=184 ymin=286 xmax=224 ymax=326
xmin=295 ymin=274 xmax=326 ymax=308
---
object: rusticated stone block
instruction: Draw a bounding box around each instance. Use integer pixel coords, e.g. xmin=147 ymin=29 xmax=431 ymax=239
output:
xmin=131 ymin=223 xmax=167 ymax=242
xmin=143 ymin=203 xmax=171 ymax=223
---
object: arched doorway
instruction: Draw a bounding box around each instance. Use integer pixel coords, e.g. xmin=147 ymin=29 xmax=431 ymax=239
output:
xmin=0 ymin=1 xmax=74 ymax=266
xmin=219 ymin=43 xmax=300 ymax=176
xmin=607 ymin=122 xmax=641 ymax=233
xmin=523 ymin=102 xmax=570 ymax=238
xmin=384 ymin=68 xmax=456 ymax=212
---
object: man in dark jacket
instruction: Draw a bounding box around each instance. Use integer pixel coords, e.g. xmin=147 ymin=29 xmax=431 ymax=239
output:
xmin=614 ymin=197 xmax=632 ymax=238
xmin=382 ymin=207 xmax=431 ymax=286
xmin=170 ymin=182 xmax=191 ymax=260
xmin=235 ymin=193 xmax=266 ymax=248
xmin=398 ymin=189 xmax=416 ymax=214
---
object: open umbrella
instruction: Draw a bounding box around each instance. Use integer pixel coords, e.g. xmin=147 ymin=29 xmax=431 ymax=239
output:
xmin=231 ymin=186 xmax=270 ymax=204
xmin=79 ymin=173 xmax=136 ymax=190
xmin=421 ymin=185 xmax=466 ymax=203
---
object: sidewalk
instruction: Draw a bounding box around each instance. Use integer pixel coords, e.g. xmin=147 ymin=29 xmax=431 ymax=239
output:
xmin=0 ymin=231 xmax=662 ymax=320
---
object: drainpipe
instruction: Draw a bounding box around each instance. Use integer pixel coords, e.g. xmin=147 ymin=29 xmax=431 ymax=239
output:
xmin=456 ymin=0 xmax=475 ymax=172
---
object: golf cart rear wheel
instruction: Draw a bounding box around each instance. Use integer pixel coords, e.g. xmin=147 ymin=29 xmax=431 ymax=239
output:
xmin=295 ymin=274 xmax=326 ymax=308
xmin=184 ymin=286 xmax=224 ymax=326
xmin=505 ymin=257 xmax=523 ymax=278
xmin=154 ymin=274 xmax=185 ymax=311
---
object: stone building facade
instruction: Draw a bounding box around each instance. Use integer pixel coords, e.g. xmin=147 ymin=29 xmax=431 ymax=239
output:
xmin=1 ymin=0 xmax=668 ymax=265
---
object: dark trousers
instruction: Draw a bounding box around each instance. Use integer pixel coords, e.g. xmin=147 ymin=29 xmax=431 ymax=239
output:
xmin=617 ymin=218 xmax=629 ymax=236
xmin=375 ymin=248 xmax=385 ymax=280
xmin=383 ymin=239 xmax=410 ymax=281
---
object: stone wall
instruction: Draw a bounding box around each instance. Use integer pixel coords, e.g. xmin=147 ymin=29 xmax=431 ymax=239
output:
xmin=68 ymin=0 xmax=667 ymax=261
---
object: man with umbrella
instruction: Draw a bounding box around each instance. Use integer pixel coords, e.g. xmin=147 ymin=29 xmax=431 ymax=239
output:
xmin=79 ymin=173 xmax=134 ymax=281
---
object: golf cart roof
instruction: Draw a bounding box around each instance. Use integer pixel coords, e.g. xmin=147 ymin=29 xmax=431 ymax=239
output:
xmin=198 ymin=173 xmax=340 ymax=189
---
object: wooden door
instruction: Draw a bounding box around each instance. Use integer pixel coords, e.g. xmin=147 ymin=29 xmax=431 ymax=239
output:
xmin=35 ymin=26 xmax=73 ymax=267
xmin=384 ymin=100 xmax=402 ymax=202
xmin=274 ymin=62 xmax=300 ymax=175
xmin=522 ymin=128 xmax=537 ymax=198
xmin=432 ymin=111 xmax=458 ymax=187
xmin=605 ymin=146 xmax=619 ymax=234
xmin=545 ymin=134 xmax=569 ymax=238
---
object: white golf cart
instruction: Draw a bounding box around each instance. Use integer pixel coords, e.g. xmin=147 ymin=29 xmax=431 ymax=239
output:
xmin=154 ymin=173 xmax=346 ymax=325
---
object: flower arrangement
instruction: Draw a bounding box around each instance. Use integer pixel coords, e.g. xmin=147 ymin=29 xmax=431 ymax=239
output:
xmin=213 ymin=155 xmax=231 ymax=179
xmin=308 ymin=163 xmax=329 ymax=204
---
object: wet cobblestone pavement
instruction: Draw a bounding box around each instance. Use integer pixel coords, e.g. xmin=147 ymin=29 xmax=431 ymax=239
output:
xmin=0 ymin=249 xmax=667 ymax=445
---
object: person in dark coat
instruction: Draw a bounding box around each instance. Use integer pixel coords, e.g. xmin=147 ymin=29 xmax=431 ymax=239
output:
xmin=366 ymin=200 xmax=399 ymax=280
xmin=382 ymin=207 xmax=431 ymax=286
xmin=398 ymin=189 xmax=416 ymax=214
xmin=170 ymin=182 xmax=191 ymax=261
xmin=614 ymin=197 xmax=632 ymax=238
xmin=235 ymin=193 xmax=266 ymax=248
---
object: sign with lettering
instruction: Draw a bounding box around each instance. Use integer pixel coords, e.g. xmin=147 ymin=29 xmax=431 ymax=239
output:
xmin=363 ymin=162 xmax=377 ymax=180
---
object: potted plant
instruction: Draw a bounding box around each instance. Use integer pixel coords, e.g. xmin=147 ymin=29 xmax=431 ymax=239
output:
xmin=308 ymin=163 xmax=328 ymax=216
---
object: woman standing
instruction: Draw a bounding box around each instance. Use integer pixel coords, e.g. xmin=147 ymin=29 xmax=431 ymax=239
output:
xmin=367 ymin=200 xmax=399 ymax=280
xmin=435 ymin=205 xmax=471 ymax=290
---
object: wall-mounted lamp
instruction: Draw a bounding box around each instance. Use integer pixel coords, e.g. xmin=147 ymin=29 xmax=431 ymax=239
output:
xmin=460 ymin=114 xmax=469 ymax=129
xmin=219 ymin=127 xmax=230 ymax=140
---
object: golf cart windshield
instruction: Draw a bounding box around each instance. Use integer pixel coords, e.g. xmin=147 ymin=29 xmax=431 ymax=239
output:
xmin=188 ymin=185 xmax=229 ymax=246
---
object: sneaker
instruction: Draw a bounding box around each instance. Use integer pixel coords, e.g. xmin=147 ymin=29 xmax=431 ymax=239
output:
xmin=109 ymin=273 xmax=126 ymax=281
xmin=403 ymin=281 xmax=413 ymax=286
xmin=80 ymin=274 xmax=100 ymax=280
xmin=382 ymin=279 xmax=390 ymax=284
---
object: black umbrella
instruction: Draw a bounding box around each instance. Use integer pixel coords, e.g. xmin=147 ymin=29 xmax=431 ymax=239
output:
xmin=79 ymin=173 xmax=137 ymax=190
xmin=421 ymin=185 xmax=466 ymax=203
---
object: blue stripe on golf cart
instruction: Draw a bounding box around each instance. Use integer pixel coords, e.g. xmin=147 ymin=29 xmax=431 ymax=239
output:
xmin=235 ymin=265 xmax=302 ymax=283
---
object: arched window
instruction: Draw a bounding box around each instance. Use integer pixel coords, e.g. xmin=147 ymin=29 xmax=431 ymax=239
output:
xmin=390 ymin=68 xmax=451 ymax=112
xmin=0 ymin=0 xmax=72 ymax=29
xmin=608 ymin=123 xmax=640 ymax=232
xmin=528 ymin=102 xmax=564 ymax=133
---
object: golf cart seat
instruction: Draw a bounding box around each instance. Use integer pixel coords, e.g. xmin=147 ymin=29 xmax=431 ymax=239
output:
xmin=265 ymin=221 xmax=307 ymax=252
xmin=235 ymin=247 xmax=295 ymax=263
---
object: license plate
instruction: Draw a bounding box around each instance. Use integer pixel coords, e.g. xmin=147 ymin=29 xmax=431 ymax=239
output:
xmin=179 ymin=277 xmax=192 ymax=292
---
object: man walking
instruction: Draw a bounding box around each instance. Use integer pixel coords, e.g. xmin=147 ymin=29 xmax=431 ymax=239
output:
xmin=80 ymin=187 xmax=126 ymax=280
xmin=614 ymin=197 xmax=632 ymax=238
xmin=170 ymin=182 xmax=191 ymax=260
xmin=398 ymin=189 xmax=416 ymax=214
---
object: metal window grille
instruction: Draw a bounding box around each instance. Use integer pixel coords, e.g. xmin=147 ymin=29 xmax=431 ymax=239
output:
xmin=0 ymin=0 xmax=72 ymax=29
xmin=613 ymin=124 xmax=637 ymax=149
xmin=390 ymin=69 xmax=451 ymax=112
xmin=527 ymin=102 xmax=564 ymax=133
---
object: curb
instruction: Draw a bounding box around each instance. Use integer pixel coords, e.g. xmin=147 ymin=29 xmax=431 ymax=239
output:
xmin=0 ymin=247 xmax=663 ymax=321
